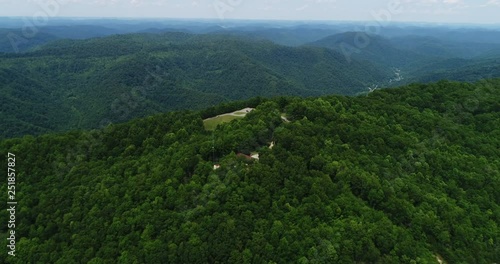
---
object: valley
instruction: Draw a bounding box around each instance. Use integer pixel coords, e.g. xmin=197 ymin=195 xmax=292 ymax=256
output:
xmin=1 ymin=22 xmax=500 ymax=139
xmin=0 ymin=17 xmax=499 ymax=264
xmin=1 ymin=79 xmax=498 ymax=263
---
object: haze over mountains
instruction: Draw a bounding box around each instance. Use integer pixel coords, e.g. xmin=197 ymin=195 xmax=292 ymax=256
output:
xmin=3 ymin=17 xmax=500 ymax=51
xmin=1 ymin=19 xmax=500 ymax=138
xmin=0 ymin=32 xmax=389 ymax=138
xmin=0 ymin=16 xmax=499 ymax=263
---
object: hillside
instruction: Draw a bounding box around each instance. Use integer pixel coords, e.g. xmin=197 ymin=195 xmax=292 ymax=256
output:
xmin=0 ymin=25 xmax=127 ymax=53
xmin=389 ymin=35 xmax=500 ymax=59
xmin=406 ymin=57 xmax=500 ymax=84
xmin=0 ymin=28 xmax=59 ymax=53
xmin=307 ymin=31 xmax=500 ymax=88
xmin=1 ymin=79 xmax=499 ymax=263
xmin=306 ymin=32 xmax=428 ymax=68
xmin=0 ymin=32 xmax=390 ymax=139
xmin=213 ymin=27 xmax=340 ymax=46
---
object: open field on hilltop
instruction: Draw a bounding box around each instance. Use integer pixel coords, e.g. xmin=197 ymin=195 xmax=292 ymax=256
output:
xmin=203 ymin=108 xmax=254 ymax=130
xmin=203 ymin=115 xmax=243 ymax=131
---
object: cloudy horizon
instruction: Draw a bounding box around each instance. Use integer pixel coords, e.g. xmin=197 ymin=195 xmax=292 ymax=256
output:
xmin=0 ymin=0 xmax=499 ymax=24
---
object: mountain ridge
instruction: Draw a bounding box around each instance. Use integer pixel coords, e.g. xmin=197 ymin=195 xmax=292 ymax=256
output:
xmin=1 ymin=79 xmax=498 ymax=263
xmin=0 ymin=32 xmax=390 ymax=138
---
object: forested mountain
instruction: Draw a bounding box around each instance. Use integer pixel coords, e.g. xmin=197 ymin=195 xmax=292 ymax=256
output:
xmin=377 ymin=25 xmax=500 ymax=43
xmin=2 ymin=19 xmax=500 ymax=53
xmin=1 ymin=79 xmax=499 ymax=263
xmin=213 ymin=27 xmax=340 ymax=46
xmin=306 ymin=32 xmax=428 ymax=68
xmin=2 ymin=21 xmax=500 ymax=140
xmin=307 ymin=31 xmax=500 ymax=67
xmin=0 ymin=28 xmax=59 ymax=53
xmin=0 ymin=25 xmax=125 ymax=53
xmin=0 ymin=32 xmax=390 ymax=139
xmin=389 ymin=35 xmax=500 ymax=59
xmin=405 ymin=57 xmax=500 ymax=83
xmin=307 ymin=31 xmax=500 ymax=88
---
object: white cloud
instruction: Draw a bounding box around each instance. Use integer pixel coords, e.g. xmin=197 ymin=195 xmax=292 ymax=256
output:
xmin=400 ymin=0 xmax=469 ymax=16
xmin=0 ymin=0 xmax=498 ymax=24
xmin=296 ymin=4 xmax=309 ymax=11
xmin=402 ymin=0 xmax=464 ymax=5
xmin=481 ymin=0 xmax=500 ymax=7
xmin=91 ymin=0 xmax=120 ymax=6
xmin=130 ymin=0 xmax=142 ymax=6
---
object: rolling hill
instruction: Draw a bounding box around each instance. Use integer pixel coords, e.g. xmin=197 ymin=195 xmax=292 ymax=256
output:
xmin=3 ymin=23 xmax=500 ymax=139
xmin=0 ymin=32 xmax=390 ymax=138
xmin=1 ymin=79 xmax=498 ymax=263
xmin=306 ymin=32 xmax=429 ymax=68
xmin=307 ymin=31 xmax=500 ymax=88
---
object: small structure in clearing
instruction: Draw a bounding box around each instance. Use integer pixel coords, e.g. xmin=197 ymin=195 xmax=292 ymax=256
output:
xmin=237 ymin=152 xmax=260 ymax=161
xmin=269 ymin=141 xmax=275 ymax=149
xmin=203 ymin=108 xmax=255 ymax=131
xmin=237 ymin=153 xmax=254 ymax=160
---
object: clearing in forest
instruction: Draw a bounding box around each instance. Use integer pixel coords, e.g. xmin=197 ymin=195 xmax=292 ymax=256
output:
xmin=203 ymin=108 xmax=254 ymax=130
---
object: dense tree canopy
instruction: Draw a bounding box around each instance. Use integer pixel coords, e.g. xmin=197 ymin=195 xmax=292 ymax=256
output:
xmin=1 ymin=79 xmax=499 ymax=263
xmin=3 ymin=30 xmax=500 ymax=139
xmin=0 ymin=32 xmax=391 ymax=139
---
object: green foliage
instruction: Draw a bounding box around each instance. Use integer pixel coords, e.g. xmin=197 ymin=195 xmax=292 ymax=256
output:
xmin=203 ymin=114 xmax=245 ymax=131
xmin=308 ymin=32 xmax=426 ymax=68
xmin=0 ymin=32 xmax=390 ymax=139
xmin=1 ymin=79 xmax=499 ymax=263
xmin=307 ymin=32 xmax=500 ymax=90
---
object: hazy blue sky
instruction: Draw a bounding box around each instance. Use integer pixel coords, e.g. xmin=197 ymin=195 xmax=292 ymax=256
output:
xmin=1 ymin=0 xmax=499 ymax=24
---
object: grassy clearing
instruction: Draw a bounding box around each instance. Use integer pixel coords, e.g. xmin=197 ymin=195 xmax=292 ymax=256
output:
xmin=203 ymin=115 xmax=243 ymax=131
xmin=203 ymin=108 xmax=254 ymax=130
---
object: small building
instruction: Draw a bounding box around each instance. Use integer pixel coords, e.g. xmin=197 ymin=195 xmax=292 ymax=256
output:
xmin=269 ymin=141 xmax=275 ymax=149
xmin=237 ymin=153 xmax=253 ymax=160
xmin=237 ymin=152 xmax=259 ymax=161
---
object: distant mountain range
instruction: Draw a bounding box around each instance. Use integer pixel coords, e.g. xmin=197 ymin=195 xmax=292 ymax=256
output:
xmin=0 ymin=32 xmax=388 ymax=138
xmin=1 ymin=21 xmax=500 ymax=138
xmin=0 ymin=20 xmax=499 ymax=263
xmin=306 ymin=31 xmax=500 ymax=84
